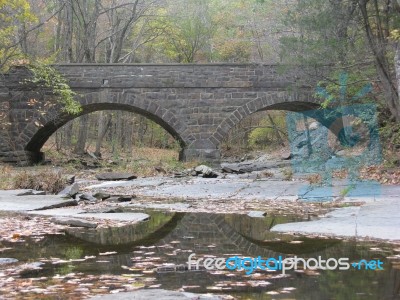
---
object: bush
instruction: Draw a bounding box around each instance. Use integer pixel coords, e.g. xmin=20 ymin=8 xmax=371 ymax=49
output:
xmin=13 ymin=170 xmax=66 ymax=194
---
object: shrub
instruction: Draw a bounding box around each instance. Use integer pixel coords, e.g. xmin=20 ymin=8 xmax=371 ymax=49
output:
xmin=13 ymin=170 xmax=66 ymax=194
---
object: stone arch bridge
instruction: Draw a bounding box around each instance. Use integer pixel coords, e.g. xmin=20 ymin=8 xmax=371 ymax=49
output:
xmin=0 ymin=64 xmax=324 ymax=165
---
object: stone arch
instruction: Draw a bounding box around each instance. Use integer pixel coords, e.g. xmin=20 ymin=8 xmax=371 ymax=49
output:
xmin=19 ymin=91 xmax=189 ymax=163
xmin=210 ymin=91 xmax=325 ymax=148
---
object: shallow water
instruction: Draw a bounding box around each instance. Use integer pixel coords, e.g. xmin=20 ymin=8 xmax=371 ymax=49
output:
xmin=1 ymin=211 xmax=399 ymax=299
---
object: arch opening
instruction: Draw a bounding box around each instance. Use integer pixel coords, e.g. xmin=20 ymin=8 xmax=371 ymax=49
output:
xmin=24 ymin=103 xmax=187 ymax=165
xmin=219 ymin=100 xmax=325 ymax=160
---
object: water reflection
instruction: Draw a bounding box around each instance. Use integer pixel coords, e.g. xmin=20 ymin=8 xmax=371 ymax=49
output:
xmin=66 ymin=211 xmax=181 ymax=245
xmin=0 ymin=212 xmax=399 ymax=299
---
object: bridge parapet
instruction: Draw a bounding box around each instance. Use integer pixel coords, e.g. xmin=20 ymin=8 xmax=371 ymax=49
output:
xmin=54 ymin=63 xmax=301 ymax=90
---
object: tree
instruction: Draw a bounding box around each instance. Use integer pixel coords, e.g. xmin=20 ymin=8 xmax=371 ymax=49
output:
xmin=157 ymin=0 xmax=216 ymax=63
xmin=0 ymin=0 xmax=37 ymax=69
xmin=279 ymin=0 xmax=400 ymax=122
xmin=357 ymin=0 xmax=400 ymax=122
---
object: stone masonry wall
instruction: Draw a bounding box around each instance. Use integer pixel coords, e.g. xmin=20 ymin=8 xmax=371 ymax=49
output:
xmin=1 ymin=64 xmax=322 ymax=165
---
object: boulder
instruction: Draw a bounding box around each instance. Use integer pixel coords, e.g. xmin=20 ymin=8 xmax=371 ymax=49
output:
xmin=221 ymin=166 xmax=245 ymax=174
xmin=117 ymin=195 xmax=134 ymax=202
xmin=194 ymin=165 xmax=218 ymax=178
xmin=18 ymin=262 xmax=45 ymax=277
xmin=309 ymin=121 xmax=319 ymax=130
xmin=221 ymin=161 xmax=290 ymax=174
xmin=95 ymin=172 xmax=137 ymax=181
xmin=93 ymin=192 xmax=111 ymax=200
xmin=79 ymin=193 xmax=97 ymax=202
xmin=66 ymin=175 xmax=75 ymax=185
xmin=173 ymin=172 xmax=186 ymax=178
xmin=290 ymin=125 xmax=332 ymax=160
xmin=281 ymin=151 xmax=292 ymax=160
xmin=58 ymin=183 xmax=80 ymax=198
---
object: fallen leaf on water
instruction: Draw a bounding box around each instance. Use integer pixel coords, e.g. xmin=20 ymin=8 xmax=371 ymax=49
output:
xmin=149 ymin=284 xmax=162 ymax=288
xmin=369 ymin=247 xmax=382 ymax=251
xmin=182 ymin=285 xmax=201 ymax=289
xmin=207 ymin=286 xmax=223 ymax=291
xmin=266 ymin=291 xmax=279 ymax=295
xmin=304 ymin=269 xmax=320 ymax=276
xmin=99 ymin=252 xmax=117 ymax=256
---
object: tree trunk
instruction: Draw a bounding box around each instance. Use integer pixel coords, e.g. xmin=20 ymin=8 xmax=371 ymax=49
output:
xmin=74 ymin=114 xmax=89 ymax=154
xmin=267 ymin=113 xmax=285 ymax=147
xmin=63 ymin=0 xmax=74 ymax=62
xmin=358 ymin=0 xmax=400 ymax=121
xmin=63 ymin=121 xmax=73 ymax=148
xmin=94 ymin=112 xmax=112 ymax=157
xmin=394 ymin=42 xmax=400 ymax=121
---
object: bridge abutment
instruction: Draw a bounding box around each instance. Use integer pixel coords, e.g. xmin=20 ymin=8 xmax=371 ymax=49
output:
xmin=180 ymin=139 xmax=221 ymax=163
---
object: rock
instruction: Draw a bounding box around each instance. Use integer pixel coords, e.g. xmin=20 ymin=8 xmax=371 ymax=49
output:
xmin=33 ymin=199 xmax=78 ymax=211
xmin=289 ymin=124 xmax=332 ymax=161
xmin=117 ymin=195 xmax=133 ymax=202
xmin=154 ymin=166 xmax=167 ymax=174
xmin=221 ymin=161 xmax=290 ymax=174
xmin=173 ymin=172 xmax=186 ymax=178
xmin=93 ymin=192 xmax=111 ymax=200
xmin=50 ymin=217 xmax=98 ymax=228
xmin=66 ymin=175 xmax=75 ymax=184
xmin=95 ymin=172 xmax=137 ymax=181
xmin=247 ymin=211 xmax=267 ymax=218
xmin=281 ymin=151 xmax=292 ymax=160
xmin=194 ymin=165 xmax=218 ymax=178
xmin=0 ymin=258 xmax=18 ymax=265
xmin=309 ymin=121 xmax=319 ymax=130
xmin=58 ymin=183 xmax=80 ymax=198
xmin=19 ymin=262 xmax=45 ymax=277
xmin=195 ymin=165 xmax=213 ymax=175
xmin=106 ymin=195 xmax=134 ymax=202
xmin=221 ymin=166 xmax=245 ymax=174
xmin=79 ymin=193 xmax=97 ymax=202
xmin=335 ymin=150 xmax=347 ymax=157
xmin=16 ymin=190 xmax=46 ymax=196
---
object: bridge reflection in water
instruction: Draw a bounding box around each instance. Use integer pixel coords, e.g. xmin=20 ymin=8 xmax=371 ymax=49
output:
xmin=3 ymin=211 xmax=398 ymax=299
xmin=62 ymin=211 xmax=399 ymax=299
